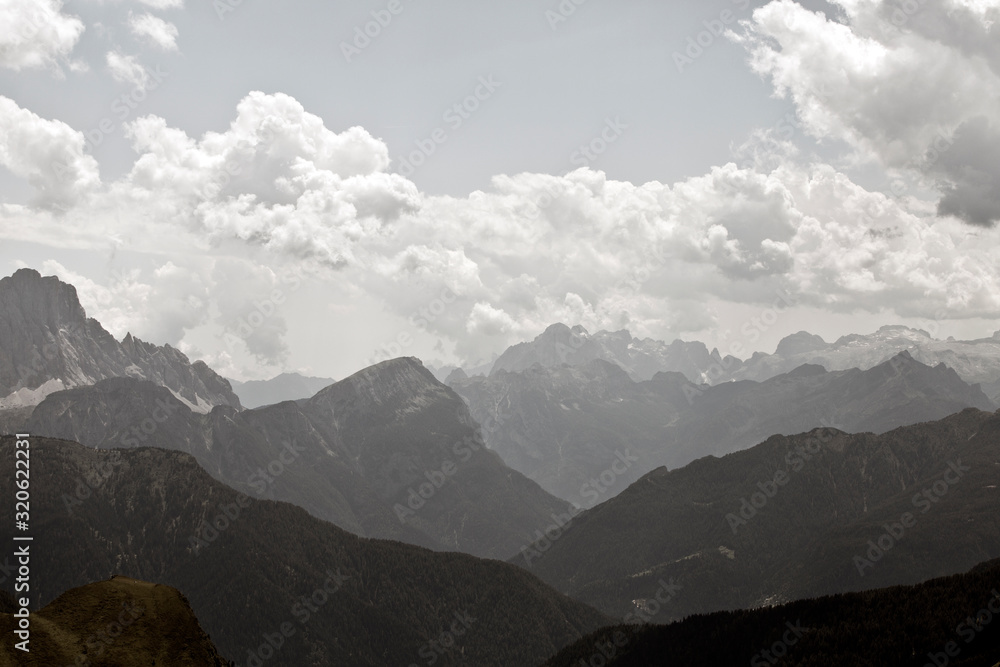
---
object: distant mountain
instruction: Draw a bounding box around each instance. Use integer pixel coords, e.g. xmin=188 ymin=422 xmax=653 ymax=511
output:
xmin=544 ymin=558 xmax=1000 ymax=667
xmin=25 ymin=358 xmax=573 ymax=560
xmin=228 ymin=372 xmax=336 ymax=408
xmin=512 ymin=407 xmax=1000 ymax=621
xmin=489 ymin=323 xmax=732 ymax=382
xmin=0 ymin=436 xmax=609 ymax=666
xmin=449 ymin=352 xmax=996 ymax=503
xmin=0 ymin=268 xmax=241 ymax=412
xmin=0 ymin=576 xmax=230 ymax=666
xmin=426 ymin=358 xmax=495 ymax=383
xmin=485 ymin=323 xmax=1000 ymax=404
xmin=729 ymin=325 xmax=1000 ymax=403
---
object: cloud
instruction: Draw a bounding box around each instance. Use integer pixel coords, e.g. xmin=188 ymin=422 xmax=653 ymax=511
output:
xmin=136 ymin=0 xmax=183 ymax=8
xmin=123 ymin=91 xmax=416 ymax=267
xmin=734 ymin=0 xmax=1000 ymax=225
xmin=2 ymin=90 xmax=998 ymax=370
xmin=106 ymin=50 xmax=149 ymax=89
xmin=0 ymin=96 xmax=100 ymax=208
xmin=40 ymin=259 xmax=210 ymax=346
xmin=0 ymin=0 xmax=84 ymax=71
xmin=128 ymin=12 xmax=178 ymax=51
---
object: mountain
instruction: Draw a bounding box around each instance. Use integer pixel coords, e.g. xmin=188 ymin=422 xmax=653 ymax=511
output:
xmin=0 ymin=268 xmax=241 ymax=412
xmin=449 ymin=351 xmax=996 ymax=503
xmin=485 ymin=323 xmax=1000 ymax=404
xmin=0 ymin=576 xmax=230 ymax=666
xmin=488 ymin=323 xmax=731 ymax=382
xmin=228 ymin=372 xmax=336 ymax=408
xmin=544 ymin=559 xmax=1000 ymax=667
xmin=510 ymin=407 xmax=1000 ymax=622
xmin=729 ymin=325 xmax=1000 ymax=403
xmin=0 ymin=436 xmax=609 ymax=666
xmin=24 ymin=358 xmax=573 ymax=560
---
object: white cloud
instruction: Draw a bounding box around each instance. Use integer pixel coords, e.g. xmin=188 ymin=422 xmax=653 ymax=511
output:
xmin=128 ymin=12 xmax=178 ymax=50
xmin=0 ymin=0 xmax=84 ymax=71
xmin=40 ymin=259 xmax=209 ymax=346
xmin=0 ymin=96 xmax=100 ymax=208
xmin=2 ymin=90 xmax=998 ymax=370
xmin=105 ymin=50 xmax=149 ymax=89
xmin=735 ymin=0 xmax=1000 ymax=225
xmin=136 ymin=0 xmax=183 ymax=8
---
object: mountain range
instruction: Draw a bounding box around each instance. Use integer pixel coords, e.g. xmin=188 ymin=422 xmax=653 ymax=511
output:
xmin=20 ymin=359 xmax=572 ymax=560
xmin=512 ymin=407 xmax=1000 ymax=621
xmin=475 ymin=322 xmax=1000 ymax=403
xmin=0 ymin=268 xmax=241 ymax=412
xmin=449 ymin=351 xmax=996 ymax=502
xmin=0 ymin=435 xmax=609 ymax=666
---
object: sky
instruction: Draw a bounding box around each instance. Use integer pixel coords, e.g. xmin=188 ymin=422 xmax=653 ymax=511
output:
xmin=1 ymin=0 xmax=999 ymax=381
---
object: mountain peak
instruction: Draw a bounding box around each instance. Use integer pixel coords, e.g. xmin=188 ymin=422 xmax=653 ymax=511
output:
xmin=0 ymin=269 xmax=242 ymax=412
xmin=310 ymin=356 xmax=450 ymax=418
xmin=774 ymin=331 xmax=829 ymax=357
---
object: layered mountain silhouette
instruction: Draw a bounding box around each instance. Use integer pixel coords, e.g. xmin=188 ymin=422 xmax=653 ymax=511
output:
xmin=731 ymin=325 xmax=1000 ymax=403
xmin=489 ymin=323 xmax=730 ymax=382
xmin=449 ymin=352 xmax=996 ymax=502
xmin=0 ymin=576 xmax=230 ymax=666
xmin=480 ymin=322 xmax=1000 ymax=404
xmin=23 ymin=358 xmax=572 ymax=559
xmin=544 ymin=558 xmax=1000 ymax=667
xmin=511 ymin=407 xmax=1000 ymax=622
xmin=0 ymin=269 xmax=241 ymax=412
xmin=228 ymin=372 xmax=336 ymax=408
xmin=0 ymin=436 xmax=609 ymax=666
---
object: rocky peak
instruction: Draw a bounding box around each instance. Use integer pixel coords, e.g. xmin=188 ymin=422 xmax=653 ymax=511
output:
xmin=0 ymin=269 xmax=241 ymax=412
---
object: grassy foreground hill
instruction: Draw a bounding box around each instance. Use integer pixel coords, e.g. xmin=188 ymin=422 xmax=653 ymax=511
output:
xmin=0 ymin=575 xmax=230 ymax=666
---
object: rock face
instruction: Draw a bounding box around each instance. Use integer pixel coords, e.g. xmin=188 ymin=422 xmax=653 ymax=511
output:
xmin=515 ymin=407 xmax=1000 ymax=622
xmin=0 ymin=268 xmax=241 ymax=412
xmin=26 ymin=358 xmax=573 ymax=560
xmin=228 ymin=372 xmax=336 ymax=408
xmin=0 ymin=576 xmax=230 ymax=666
xmin=0 ymin=436 xmax=610 ymax=667
xmin=449 ymin=352 xmax=997 ymax=503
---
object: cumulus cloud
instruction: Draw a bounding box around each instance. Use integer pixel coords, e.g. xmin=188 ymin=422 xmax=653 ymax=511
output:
xmin=0 ymin=0 xmax=84 ymax=71
xmin=136 ymin=0 xmax=182 ymax=8
xmin=3 ymin=88 xmax=998 ymax=371
xmin=123 ymin=91 xmax=417 ymax=266
xmin=40 ymin=259 xmax=210 ymax=346
xmin=128 ymin=12 xmax=178 ymax=50
xmin=0 ymin=96 xmax=100 ymax=208
xmin=734 ymin=0 xmax=1000 ymax=226
xmin=106 ymin=50 xmax=149 ymax=89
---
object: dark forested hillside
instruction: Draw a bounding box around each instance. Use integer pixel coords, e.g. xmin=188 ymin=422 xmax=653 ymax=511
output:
xmin=543 ymin=559 xmax=1000 ymax=667
xmin=512 ymin=408 xmax=1000 ymax=621
xmin=0 ymin=436 xmax=609 ymax=667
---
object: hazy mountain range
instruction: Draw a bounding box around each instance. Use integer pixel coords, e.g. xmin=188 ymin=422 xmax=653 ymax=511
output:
xmin=449 ymin=351 xmax=995 ymax=502
xmin=2 ymin=268 xmax=1000 ymax=666
xmin=20 ymin=360 xmax=571 ymax=560
xmin=476 ymin=322 xmax=1000 ymax=404
xmin=513 ymin=407 xmax=1000 ymax=620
